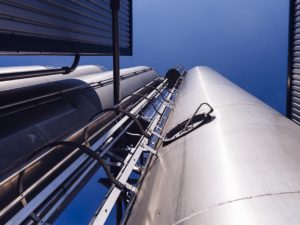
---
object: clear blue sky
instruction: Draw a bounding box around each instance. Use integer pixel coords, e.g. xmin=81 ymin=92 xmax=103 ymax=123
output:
xmin=1 ymin=0 xmax=289 ymax=114
xmin=2 ymin=1 xmax=290 ymax=224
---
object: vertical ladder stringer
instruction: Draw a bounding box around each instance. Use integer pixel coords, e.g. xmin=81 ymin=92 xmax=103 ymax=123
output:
xmin=4 ymin=79 xmax=168 ymax=225
xmin=89 ymin=78 xmax=182 ymax=225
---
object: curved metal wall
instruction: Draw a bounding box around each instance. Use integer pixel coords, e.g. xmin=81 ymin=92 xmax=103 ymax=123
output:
xmin=0 ymin=65 xmax=107 ymax=89
xmin=127 ymin=66 xmax=300 ymax=225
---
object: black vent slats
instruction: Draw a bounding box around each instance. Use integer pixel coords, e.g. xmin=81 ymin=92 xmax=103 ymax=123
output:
xmin=288 ymin=0 xmax=300 ymax=123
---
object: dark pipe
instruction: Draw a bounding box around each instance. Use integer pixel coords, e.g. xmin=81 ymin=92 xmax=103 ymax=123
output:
xmin=0 ymin=54 xmax=80 ymax=82
xmin=111 ymin=0 xmax=121 ymax=106
xmin=62 ymin=54 xmax=80 ymax=74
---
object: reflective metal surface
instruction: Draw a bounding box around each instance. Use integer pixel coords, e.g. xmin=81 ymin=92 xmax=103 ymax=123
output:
xmin=127 ymin=66 xmax=300 ymax=225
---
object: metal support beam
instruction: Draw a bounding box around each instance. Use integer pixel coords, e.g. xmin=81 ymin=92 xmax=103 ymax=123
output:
xmin=111 ymin=0 xmax=121 ymax=106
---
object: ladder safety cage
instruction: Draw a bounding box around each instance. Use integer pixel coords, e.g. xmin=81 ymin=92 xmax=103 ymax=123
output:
xmin=89 ymin=68 xmax=185 ymax=225
xmin=0 ymin=70 xmax=186 ymax=224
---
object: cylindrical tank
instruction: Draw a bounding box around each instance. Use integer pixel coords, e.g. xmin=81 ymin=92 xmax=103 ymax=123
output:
xmin=0 ymin=66 xmax=158 ymax=178
xmin=127 ymin=66 xmax=300 ymax=225
xmin=0 ymin=66 xmax=160 ymax=220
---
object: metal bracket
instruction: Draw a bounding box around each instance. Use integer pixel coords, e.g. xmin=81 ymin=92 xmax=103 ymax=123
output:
xmin=142 ymin=144 xmax=158 ymax=156
xmin=149 ymin=131 xmax=164 ymax=141
xmin=164 ymin=101 xmax=175 ymax=110
xmin=124 ymin=183 xmax=138 ymax=194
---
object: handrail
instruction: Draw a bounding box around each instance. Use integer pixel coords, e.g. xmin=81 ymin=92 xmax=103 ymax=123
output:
xmin=182 ymin=103 xmax=214 ymax=132
xmin=162 ymin=102 xmax=215 ymax=146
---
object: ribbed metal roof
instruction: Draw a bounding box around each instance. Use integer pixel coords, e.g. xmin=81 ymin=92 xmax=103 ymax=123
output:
xmin=0 ymin=0 xmax=132 ymax=55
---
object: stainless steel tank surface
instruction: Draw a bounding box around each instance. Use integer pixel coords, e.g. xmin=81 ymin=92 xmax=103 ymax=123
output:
xmin=127 ymin=66 xmax=300 ymax=225
xmin=0 ymin=65 xmax=158 ymax=183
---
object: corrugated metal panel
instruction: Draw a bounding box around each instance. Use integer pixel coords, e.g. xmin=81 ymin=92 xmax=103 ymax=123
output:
xmin=288 ymin=0 xmax=300 ymax=123
xmin=0 ymin=0 xmax=132 ymax=55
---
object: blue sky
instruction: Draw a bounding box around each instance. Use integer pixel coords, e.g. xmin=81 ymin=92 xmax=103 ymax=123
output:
xmin=1 ymin=0 xmax=289 ymax=114
xmin=1 ymin=1 xmax=290 ymax=224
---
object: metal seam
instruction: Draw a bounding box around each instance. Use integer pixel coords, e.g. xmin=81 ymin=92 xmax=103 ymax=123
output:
xmin=173 ymin=191 xmax=300 ymax=225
